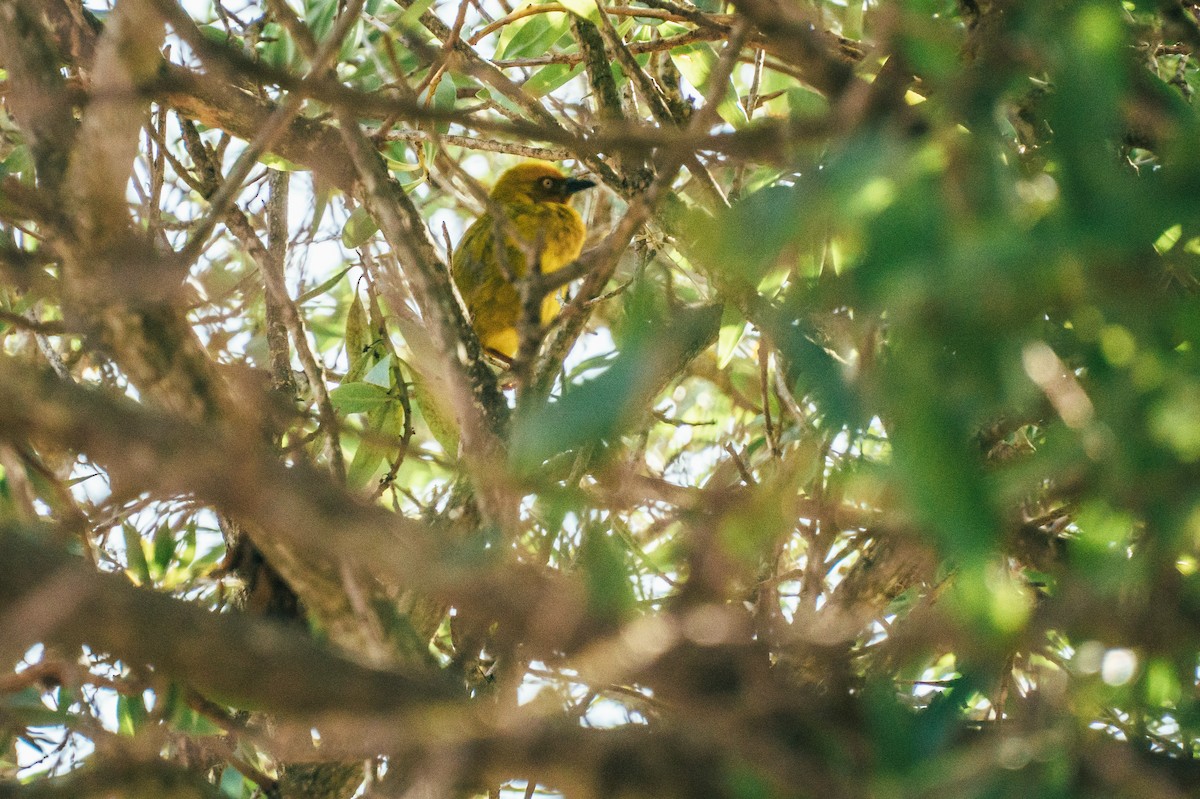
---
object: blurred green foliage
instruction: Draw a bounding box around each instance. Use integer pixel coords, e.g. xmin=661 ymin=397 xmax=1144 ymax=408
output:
xmin=13 ymin=0 xmax=1200 ymax=796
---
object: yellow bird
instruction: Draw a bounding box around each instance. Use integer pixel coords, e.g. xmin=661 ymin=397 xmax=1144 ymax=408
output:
xmin=451 ymin=162 xmax=595 ymax=361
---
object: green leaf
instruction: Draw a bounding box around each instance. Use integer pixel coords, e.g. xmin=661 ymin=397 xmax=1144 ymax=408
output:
xmin=670 ymin=43 xmax=748 ymax=126
xmin=786 ymin=87 xmax=829 ymax=120
xmin=180 ymin=520 xmax=197 ymax=566
xmin=844 ymin=0 xmax=864 ymax=40
xmin=498 ymin=10 xmax=571 ymax=59
xmin=152 ymin=522 xmax=175 ymax=576
xmin=476 ymin=87 xmax=526 ymax=119
xmin=346 ymin=436 xmax=387 ymax=490
xmin=198 ymin=24 xmax=234 ymax=44
xmin=558 ymin=0 xmax=601 ymax=23
xmin=170 ymin=705 xmax=224 ymax=736
xmin=347 ymin=299 xmax=389 ymax=384
xmin=363 ymin=353 xmax=393 ymax=387
xmin=579 ymin=527 xmax=636 ymax=621
xmin=330 ymin=381 xmax=391 ymax=414
xmin=311 ymin=177 xmax=332 ymax=232
xmin=260 ymin=153 xmax=307 ymax=172
xmin=122 ymin=523 xmax=151 ymax=585
xmin=296 ymin=267 xmax=351 ymax=305
xmin=879 ymin=333 xmax=998 ymax=560
xmin=410 ymin=366 xmax=460 ymax=456
xmin=341 ymin=206 xmax=380 ymax=249
xmin=306 ymin=0 xmax=339 ymax=41
xmin=344 ymin=343 xmax=377 ymax=385
xmin=694 ymin=185 xmax=804 ymax=286
xmin=395 ymin=0 xmax=437 ymax=33
xmin=116 ymin=694 xmax=147 ymax=736
xmin=717 ymin=305 xmax=746 ymax=369
xmin=383 ymin=154 xmax=425 ymax=173
xmin=346 ymin=399 xmax=405 ymax=489
xmin=0 ymin=145 xmax=32 ymax=179
xmin=2 ymin=687 xmax=68 ymax=727
xmin=524 ymin=62 xmax=585 ymax=98
xmin=1146 ymin=658 xmax=1182 ymax=706
xmin=345 ymin=292 xmax=369 ymax=360
xmin=768 ymin=310 xmax=859 ymax=429
xmin=430 ymin=72 xmax=457 ymax=134
xmin=256 ymin=22 xmax=297 ymax=70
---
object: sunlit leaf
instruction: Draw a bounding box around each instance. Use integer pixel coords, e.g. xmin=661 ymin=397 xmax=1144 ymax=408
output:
xmin=122 ymin=523 xmax=151 ymax=585
xmin=341 ymin=206 xmax=380 ymax=248
xmin=330 ymin=381 xmax=391 ymax=414
xmin=260 ymin=154 xmax=307 ymax=172
xmin=346 ymin=398 xmax=405 ymax=489
xmin=116 ymin=694 xmax=147 ymax=736
xmin=557 ymin=0 xmax=601 ymax=24
xmin=498 ymin=10 xmax=571 ymax=59
xmin=670 ymin=43 xmax=748 ymax=127
xmin=345 ymin=292 xmax=370 ymax=360
xmin=152 ymin=522 xmax=174 ymax=576
xmin=296 ymin=267 xmax=351 ymax=305
xmin=716 ymin=305 xmax=746 ymax=369
xmin=524 ymin=62 xmax=585 ymax=98
xmin=409 ymin=365 xmax=460 ymax=456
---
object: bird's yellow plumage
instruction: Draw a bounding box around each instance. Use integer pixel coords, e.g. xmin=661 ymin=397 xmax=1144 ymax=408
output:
xmin=451 ymin=162 xmax=595 ymax=360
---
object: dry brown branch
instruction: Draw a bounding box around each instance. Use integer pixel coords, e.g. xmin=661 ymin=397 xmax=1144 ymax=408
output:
xmin=0 ymin=524 xmax=457 ymax=715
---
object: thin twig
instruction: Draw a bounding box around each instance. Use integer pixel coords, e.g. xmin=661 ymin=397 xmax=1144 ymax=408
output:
xmin=526 ymin=193 xmax=656 ymax=400
xmin=0 ymin=310 xmax=66 ymax=336
xmin=759 ymin=337 xmax=778 ymax=458
xmin=593 ymin=3 xmax=675 ymax=125
xmin=265 ymin=0 xmax=318 ymax=60
xmin=365 ymin=279 xmax=416 ymax=501
xmin=469 ymin=4 xmax=734 ymax=45
xmin=415 ymin=0 xmax=472 ymax=97
xmin=772 ymin=355 xmax=806 ymax=422
xmin=493 ymin=27 xmax=725 ymax=68
xmin=158 ymin=0 xmax=367 ymax=269
xmin=384 ymin=129 xmax=572 ymax=161
xmin=20 ymin=306 xmax=71 ymax=379
xmin=231 ymin=177 xmax=346 ymax=481
xmin=723 ymin=443 xmax=756 ymax=485
xmin=730 ymin=46 xmax=766 ymax=198
xmin=637 ymin=0 xmax=731 ymax=31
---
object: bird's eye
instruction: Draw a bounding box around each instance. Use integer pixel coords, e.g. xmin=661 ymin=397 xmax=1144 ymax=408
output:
xmin=541 ymin=177 xmax=555 ymax=189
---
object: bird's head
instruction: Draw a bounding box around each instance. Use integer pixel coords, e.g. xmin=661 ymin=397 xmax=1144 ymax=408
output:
xmin=489 ymin=162 xmax=596 ymax=205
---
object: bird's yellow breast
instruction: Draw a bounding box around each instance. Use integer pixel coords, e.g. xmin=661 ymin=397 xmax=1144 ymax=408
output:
xmin=451 ymin=165 xmax=591 ymax=360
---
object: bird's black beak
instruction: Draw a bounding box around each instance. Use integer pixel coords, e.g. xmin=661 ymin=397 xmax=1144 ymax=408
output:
xmin=564 ymin=177 xmax=596 ymax=196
